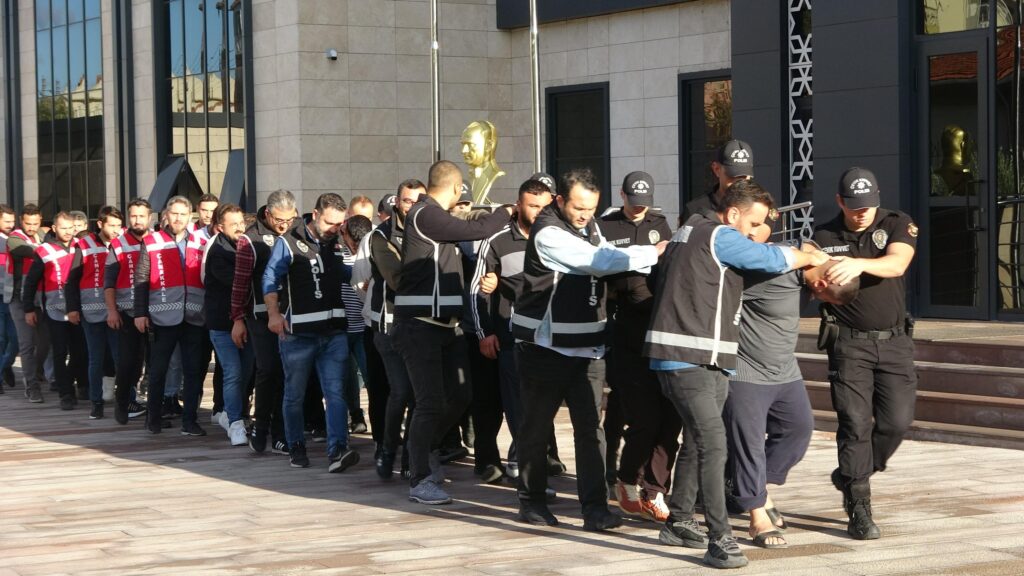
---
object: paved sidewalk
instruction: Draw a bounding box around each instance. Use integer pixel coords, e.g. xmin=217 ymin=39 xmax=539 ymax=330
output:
xmin=1 ymin=381 xmax=1023 ymax=576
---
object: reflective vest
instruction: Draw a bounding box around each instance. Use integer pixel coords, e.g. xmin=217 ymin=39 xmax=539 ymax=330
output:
xmin=35 ymin=241 xmax=76 ymax=322
xmin=368 ymin=219 xmax=402 ymax=334
xmin=109 ymin=233 xmax=144 ymax=315
xmin=0 ymin=233 xmax=11 ymax=303
xmin=143 ymin=230 xmax=206 ymax=327
xmin=8 ymin=229 xmax=40 ymax=305
xmin=279 ymin=223 xmax=348 ymax=334
xmin=77 ymin=233 xmax=110 ymax=323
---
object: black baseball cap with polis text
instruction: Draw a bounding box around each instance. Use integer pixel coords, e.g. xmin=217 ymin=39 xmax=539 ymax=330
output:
xmin=715 ymin=139 xmax=754 ymax=178
xmin=838 ymin=167 xmax=880 ymax=209
xmin=622 ymin=171 xmax=655 ymax=207
xmin=529 ymin=172 xmax=556 ymax=194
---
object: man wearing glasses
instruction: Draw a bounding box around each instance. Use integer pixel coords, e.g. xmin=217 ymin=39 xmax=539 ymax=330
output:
xmin=229 ymin=190 xmax=299 ymax=454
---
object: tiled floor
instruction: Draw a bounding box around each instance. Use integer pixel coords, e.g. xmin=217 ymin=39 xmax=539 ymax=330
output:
xmin=1 ymin=378 xmax=1023 ymax=575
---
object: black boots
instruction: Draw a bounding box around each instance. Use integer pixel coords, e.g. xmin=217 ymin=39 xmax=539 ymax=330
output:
xmin=832 ymin=468 xmax=881 ymax=540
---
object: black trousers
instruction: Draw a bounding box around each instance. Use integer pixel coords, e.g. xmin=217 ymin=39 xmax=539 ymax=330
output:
xmin=723 ymin=379 xmax=814 ymax=510
xmin=468 ymin=334 xmax=503 ymax=471
xmin=146 ymin=322 xmax=207 ymax=425
xmin=516 ymin=343 xmax=606 ymax=516
xmin=391 ymin=318 xmax=472 ymax=487
xmin=375 ymin=329 xmax=415 ymax=455
xmin=658 ymin=366 xmax=733 ymax=540
xmin=828 ymin=332 xmax=917 ymax=485
xmin=114 ymin=312 xmax=144 ymax=409
xmin=603 ymin=354 xmax=625 ymax=483
xmin=614 ymin=346 xmax=682 ymax=495
xmin=247 ymin=317 xmax=285 ymax=441
xmin=47 ymin=317 xmax=89 ymax=400
xmin=363 ymin=328 xmax=389 ymax=445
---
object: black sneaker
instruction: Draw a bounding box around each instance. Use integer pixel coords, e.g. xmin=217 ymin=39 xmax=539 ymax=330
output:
xmin=659 ymin=518 xmax=709 ymax=548
xmin=517 ymin=503 xmax=558 ymax=526
xmin=180 ymin=421 xmax=207 ymax=436
xmin=127 ymin=400 xmax=147 ymax=419
xmin=376 ymin=449 xmax=395 ymax=479
xmin=704 ymin=535 xmax=748 ymax=569
xmin=582 ymin=509 xmax=623 ymax=532
xmin=477 ymin=464 xmax=505 ymax=485
xmin=547 ymin=456 xmax=567 ymax=477
xmin=171 ymin=395 xmax=184 ymax=415
xmin=349 ymin=412 xmax=368 ymax=434
xmin=249 ymin=428 xmax=268 ymax=454
xmin=59 ymin=395 xmax=76 ymax=411
xmin=161 ymin=396 xmax=177 ymax=419
xmin=310 ymin=429 xmax=327 ymax=443
xmin=90 ymin=402 xmax=104 ymax=420
xmin=114 ymin=403 xmax=129 ymax=425
xmin=147 ymin=417 xmax=172 ymax=434
xmin=328 ymin=447 xmax=360 ymax=473
xmin=847 ymin=482 xmax=881 ymax=540
xmin=290 ymin=443 xmax=310 ymax=468
xmin=271 ymin=439 xmax=289 ymax=455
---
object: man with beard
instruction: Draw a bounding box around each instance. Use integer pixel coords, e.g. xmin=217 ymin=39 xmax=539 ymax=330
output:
xmin=7 ymin=204 xmax=49 ymax=402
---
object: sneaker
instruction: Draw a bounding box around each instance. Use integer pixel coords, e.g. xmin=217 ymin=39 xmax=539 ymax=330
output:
xmin=228 ymin=420 xmax=248 ymax=446
xmin=181 ymin=421 xmax=207 ymax=436
xmin=127 ymin=400 xmax=147 ymax=419
xmin=640 ymin=491 xmax=670 ymax=523
xmin=328 ymin=447 xmax=360 ymax=473
xmin=27 ymin=387 xmax=44 ymax=403
xmin=310 ymin=428 xmax=327 ymax=443
xmin=376 ymin=449 xmax=395 ymax=479
xmin=89 ymin=402 xmax=105 ymax=420
xmin=114 ymin=403 xmax=129 ymax=425
xmin=615 ymin=481 xmax=644 ymax=517
xmin=583 ymin=509 xmax=623 ymax=532
xmin=211 ymin=411 xmax=222 ymax=426
xmin=545 ymin=487 xmax=557 ymax=501
xmin=517 ymin=502 xmax=558 ymax=526
xmin=478 ymin=464 xmax=504 ymax=485
xmin=400 ymin=467 xmax=412 ymax=480
xmin=2 ymin=366 xmax=15 ymax=388
xmin=547 ymin=456 xmax=567 ymax=477
xmin=215 ymin=411 xmax=229 ymax=432
xmin=847 ymin=482 xmax=881 ymax=540
xmin=147 ymin=417 xmax=172 ymax=434
xmin=505 ymin=460 xmax=520 ymax=479
xmin=271 ymin=439 xmax=289 ymax=455
xmin=290 ymin=443 xmax=310 ymax=468
xmin=349 ymin=412 xmax=368 ymax=434
xmin=60 ymin=395 xmax=76 ymax=411
xmin=409 ymin=479 xmax=452 ymax=505
xmin=249 ymin=428 xmax=268 ymax=454
xmin=171 ymin=395 xmax=184 ymax=415
xmin=162 ymin=396 xmax=177 ymax=419
xmin=102 ymin=376 xmax=115 ymax=401
xmin=659 ymin=518 xmax=709 ymax=548
xmin=704 ymin=535 xmax=748 ymax=569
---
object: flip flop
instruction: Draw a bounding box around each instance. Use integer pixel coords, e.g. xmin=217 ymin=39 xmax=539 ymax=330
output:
xmin=751 ymin=529 xmax=789 ymax=549
xmin=766 ymin=507 xmax=788 ymax=532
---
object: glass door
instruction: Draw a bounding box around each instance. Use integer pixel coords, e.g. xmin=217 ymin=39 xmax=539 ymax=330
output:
xmin=917 ymin=36 xmax=991 ymax=318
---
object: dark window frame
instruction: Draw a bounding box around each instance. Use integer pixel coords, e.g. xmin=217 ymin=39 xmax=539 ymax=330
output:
xmin=545 ymin=82 xmax=612 ymax=208
xmin=677 ymin=68 xmax=732 ymax=212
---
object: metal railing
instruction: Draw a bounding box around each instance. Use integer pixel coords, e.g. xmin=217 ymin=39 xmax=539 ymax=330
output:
xmin=771 ymin=201 xmax=814 ymax=243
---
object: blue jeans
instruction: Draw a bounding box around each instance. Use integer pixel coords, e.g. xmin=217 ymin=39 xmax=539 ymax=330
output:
xmin=209 ymin=330 xmax=255 ymax=424
xmin=279 ymin=331 xmax=350 ymax=454
xmin=342 ymin=330 xmax=368 ymax=417
xmin=0 ymin=301 xmax=18 ymax=371
xmin=81 ymin=320 xmax=119 ymax=404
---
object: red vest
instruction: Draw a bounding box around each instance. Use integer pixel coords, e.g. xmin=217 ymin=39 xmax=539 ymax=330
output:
xmin=77 ymin=233 xmax=110 ymax=323
xmin=35 ymin=241 xmax=76 ymax=322
xmin=0 ymin=232 xmax=11 ymax=303
xmin=143 ymin=230 xmax=206 ymax=327
xmin=110 ymin=232 xmax=144 ymax=315
xmin=7 ymin=229 xmax=38 ymax=278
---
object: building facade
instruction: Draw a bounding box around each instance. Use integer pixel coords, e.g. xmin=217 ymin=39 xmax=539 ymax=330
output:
xmin=1 ymin=0 xmax=1023 ymax=320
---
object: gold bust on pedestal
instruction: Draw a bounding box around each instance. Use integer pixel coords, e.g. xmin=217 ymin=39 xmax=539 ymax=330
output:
xmin=931 ymin=124 xmax=971 ymax=197
xmin=461 ymin=120 xmax=505 ymax=205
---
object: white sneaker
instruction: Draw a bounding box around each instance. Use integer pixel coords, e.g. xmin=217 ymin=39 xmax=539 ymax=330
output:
xmin=228 ymin=420 xmax=248 ymax=446
xmin=215 ymin=411 xmax=229 ymax=432
xmin=211 ymin=411 xmax=222 ymax=426
xmin=102 ymin=377 xmax=115 ymax=402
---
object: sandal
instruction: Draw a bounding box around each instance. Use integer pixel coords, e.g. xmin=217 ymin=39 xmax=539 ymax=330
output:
xmin=751 ymin=528 xmax=789 ymax=549
xmin=765 ymin=507 xmax=788 ymax=532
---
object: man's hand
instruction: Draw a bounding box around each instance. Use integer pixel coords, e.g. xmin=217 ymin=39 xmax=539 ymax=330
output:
xmin=106 ymin=309 xmax=122 ymax=330
xmin=231 ymin=318 xmax=248 ymax=348
xmin=655 ymin=240 xmax=669 ymax=257
xmin=479 ymin=334 xmax=500 ymax=359
xmin=134 ymin=316 xmax=150 ymax=334
xmin=67 ymin=311 xmax=81 ymax=325
xmin=268 ymin=312 xmax=287 ymax=336
xmin=25 ymin=311 xmax=37 ymax=327
xmin=825 ymin=256 xmax=866 ymax=286
xmin=479 ymin=272 xmax=498 ymax=295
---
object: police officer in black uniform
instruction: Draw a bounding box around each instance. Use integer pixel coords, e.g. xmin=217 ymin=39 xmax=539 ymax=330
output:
xmin=811 ymin=167 xmax=918 ymax=541
xmin=681 ymin=139 xmax=754 ymax=222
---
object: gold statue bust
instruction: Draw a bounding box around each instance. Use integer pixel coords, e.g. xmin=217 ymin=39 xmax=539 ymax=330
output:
xmin=461 ymin=120 xmax=505 ymax=205
xmin=932 ymin=124 xmax=970 ymax=196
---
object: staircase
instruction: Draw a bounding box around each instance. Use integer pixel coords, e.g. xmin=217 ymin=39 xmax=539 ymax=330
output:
xmin=795 ymin=320 xmax=1024 ymax=450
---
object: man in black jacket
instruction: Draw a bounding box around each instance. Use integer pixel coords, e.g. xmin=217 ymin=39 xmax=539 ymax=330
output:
xmin=393 ymin=160 xmax=513 ymax=505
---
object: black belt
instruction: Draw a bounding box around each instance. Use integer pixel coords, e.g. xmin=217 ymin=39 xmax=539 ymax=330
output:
xmin=838 ymin=325 xmax=904 ymax=340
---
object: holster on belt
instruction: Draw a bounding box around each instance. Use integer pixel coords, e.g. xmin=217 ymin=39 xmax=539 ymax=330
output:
xmin=818 ymin=304 xmax=839 ymax=351
xmin=904 ymin=312 xmax=915 ymax=339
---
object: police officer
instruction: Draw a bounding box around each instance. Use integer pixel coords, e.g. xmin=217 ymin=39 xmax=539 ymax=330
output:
xmin=682 ymin=139 xmax=754 ymax=222
xmin=811 ymin=167 xmax=918 ymax=541
xmin=599 ymin=171 xmax=678 ymax=523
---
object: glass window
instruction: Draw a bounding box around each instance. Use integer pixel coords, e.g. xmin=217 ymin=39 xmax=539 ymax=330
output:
xmin=995 ymin=18 xmax=1024 ymax=313
xmin=163 ymin=0 xmax=248 ymax=197
xmin=35 ymin=0 xmax=104 ymax=219
xmin=921 ymin=0 xmax=1015 ymax=34
xmin=546 ymin=85 xmax=610 ymax=208
xmin=679 ymin=74 xmax=733 ymax=206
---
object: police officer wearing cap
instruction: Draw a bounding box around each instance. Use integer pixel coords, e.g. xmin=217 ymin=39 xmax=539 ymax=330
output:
xmin=682 ymin=139 xmax=754 ymax=223
xmin=811 ymin=167 xmax=918 ymax=541
xmin=599 ymin=171 xmax=678 ymax=523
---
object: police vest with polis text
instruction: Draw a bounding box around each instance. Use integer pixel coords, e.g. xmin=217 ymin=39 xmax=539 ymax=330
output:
xmin=278 ymin=220 xmax=348 ymax=334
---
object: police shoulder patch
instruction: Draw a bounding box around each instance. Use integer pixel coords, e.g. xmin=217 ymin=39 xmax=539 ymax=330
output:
xmin=907 ymin=222 xmax=919 ymax=238
xmin=648 ymin=229 xmax=661 ymax=244
xmin=263 ymin=234 xmax=275 ymax=247
xmin=296 ymin=240 xmax=309 ymax=253
xmin=872 ymin=228 xmax=888 ymax=250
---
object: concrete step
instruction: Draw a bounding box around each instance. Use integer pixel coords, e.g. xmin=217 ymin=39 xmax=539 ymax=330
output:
xmin=796 ymin=333 xmax=1024 ymax=369
xmin=796 ymin=352 xmax=1024 ymax=399
xmin=811 ymin=409 xmax=1024 ymax=450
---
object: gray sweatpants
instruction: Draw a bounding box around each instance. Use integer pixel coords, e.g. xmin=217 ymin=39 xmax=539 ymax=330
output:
xmin=9 ymin=298 xmax=50 ymax=392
